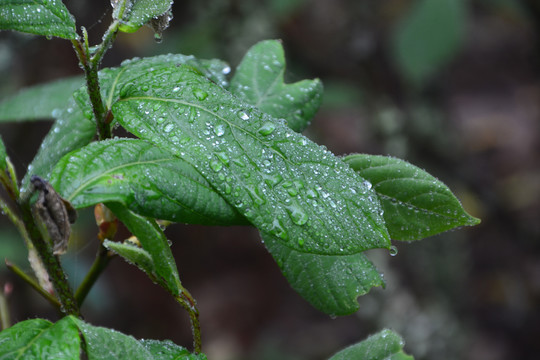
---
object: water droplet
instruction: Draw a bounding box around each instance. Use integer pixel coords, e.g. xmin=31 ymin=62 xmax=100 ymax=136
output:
xmin=363 ymin=180 xmax=373 ymax=190
xmin=214 ymin=124 xmax=226 ymax=136
xmin=222 ymin=66 xmax=231 ymax=74
xmin=237 ymin=110 xmax=250 ymax=121
xmin=193 ymin=88 xmax=208 ymax=101
xmin=258 ymin=122 xmax=276 ymax=136
xmin=389 ymin=245 xmax=398 ymax=256
xmin=172 ymin=86 xmax=181 ymax=92
xmin=163 ymin=123 xmax=174 ymax=133
xmin=215 ymin=152 xmax=229 ymax=166
xmin=154 ymin=33 xmax=163 ymax=43
xmin=210 ymin=159 xmax=223 ymax=172
xmin=270 ymin=219 xmax=289 ymax=240
xmin=287 ymin=203 xmax=308 ymax=225
xmin=298 ymin=238 xmax=305 ymax=247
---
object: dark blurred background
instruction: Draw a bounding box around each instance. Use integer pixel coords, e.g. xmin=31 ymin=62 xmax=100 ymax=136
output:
xmin=1 ymin=0 xmax=539 ymax=359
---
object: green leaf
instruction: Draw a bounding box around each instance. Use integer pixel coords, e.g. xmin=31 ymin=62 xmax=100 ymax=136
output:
xmin=69 ymin=316 xmax=154 ymax=360
xmin=104 ymin=239 xmax=156 ymax=276
xmin=20 ymin=99 xmax=96 ymax=196
xmin=0 ymin=135 xmax=6 ymax=171
xmin=0 ymin=76 xmax=84 ymax=122
xmin=50 ymin=138 xmax=246 ymax=225
xmin=343 ymin=154 xmax=480 ymax=241
xmin=74 ymin=54 xmax=231 ymax=121
xmin=230 ymin=40 xmax=323 ymax=132
xmin=392 ymin=0 xmax=466 ymax=87
xmin=140 ymin=339 xmax=208 ymax=360
xmin=113 ymin=0 xmax=172 ymax=34
xmin=0 ymin=0 xmax=78 ymax=39
xmin=106 ymin=203 xmax=182 ymax=296
xmin=112 ymin=65 xmax=390 ymax=256
xmin=329 ymin=329 xmax=414 ymax=360
xmin=0 ymin=317 xmax=80 ymax=360
xmin=264 ymin=233 xmax=385 ymax=316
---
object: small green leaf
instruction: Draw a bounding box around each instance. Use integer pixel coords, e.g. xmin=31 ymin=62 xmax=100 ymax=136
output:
xmin=20 ymin=99 xmax=96 ymax=196
xmin=113 ymin=0 xmax=172 ymax=34
xmin=0 ymin=317 xmax=80 ymax=360
xmin=0 ymin=76 xmax=84 ymax=122
xmin=112 ymin=65 xmax=390 ymax=256
xmin=50 ymin=138 xmax=246 ymax=225
xmin=329 ymin=329 xmax=414 ymax=360
xmin=344 ymin=154 xmax=480 ymax=241
xmin=0 ymin=0 xmax=78 ymax=39
xmin=69 ymin=316 xmax=154 ymax=360
xmin=140 ymin=339 xmax=208 ymax=360
xmin=104 ymin=239 xmax=156 ymax=277
xmin=392 ymin=0 xmax=466 ymax=87
xmin=0 ymin=135 xmax=6 ymax=171
xmin=263 ymin=233 xmax=384 ymax=316
xmin=230 ymin=40 xmax=323 ymax=132
xmin=106 ymin=203 xmax=182 ymax=296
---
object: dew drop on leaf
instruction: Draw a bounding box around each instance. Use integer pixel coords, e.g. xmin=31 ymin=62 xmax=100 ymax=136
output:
xmin=389 ymin=245 xmax=398 ymax=256
xmin=193 ymin=88 xmax=208 ymax=101
xmin=287 ymin=202 xmax=309 ymax=226
xmin=214 ymin=124 xmax=226 ymax=137
xmin=237 ymin=110 xmax=250 ymax=120
xmin=258 ymin=121 xmax=276 ymax=136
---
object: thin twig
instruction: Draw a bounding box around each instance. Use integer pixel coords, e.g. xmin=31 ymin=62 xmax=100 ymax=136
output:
xmin=5 ymin=260 xmax=61 ymax=309
xmin=75 ymin=244 xmax=113 ymax=306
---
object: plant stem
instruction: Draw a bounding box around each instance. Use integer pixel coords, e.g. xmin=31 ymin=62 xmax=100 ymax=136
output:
xmin=0 ymin=197 xmax=27 ymax=241
xmin=176 ymin=290 xmax=201 ymax=353
xmin=5 ymin=260 xmax=61 ymax=309
xmin=0 ymin=285 xmax=10 ymax=330
xmin=18 ymin=202 xmax=80 ymax=316
xmin=75 ymin=244 xmax=113 ymax=306
xmin=71 ymin=20 xmax=120 ymax=141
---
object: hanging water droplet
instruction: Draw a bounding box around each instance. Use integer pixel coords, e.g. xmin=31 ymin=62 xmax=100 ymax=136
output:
xmin=154 ymin=33 xmax=163 ymax=43
xmin=258 ymin=122 xmax=276 ymax=136
xmin=389 ymin=245 xmax=398 ymax=256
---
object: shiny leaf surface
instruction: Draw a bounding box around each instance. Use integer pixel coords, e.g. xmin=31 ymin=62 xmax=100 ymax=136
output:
xmin=344 ymin=154 xmax=480 ymax=241
xmin=230 ymin=40 xmax=323 ymax=132
xmin=0 ymin=0 xmax=78 ymax=39
xmin=112 ymin=65 xmax=390 ymax=256
xmin=329 ymin=329 xmax=414 ymax=360
xmin=50 ymin=138 xmax=246 ymax=225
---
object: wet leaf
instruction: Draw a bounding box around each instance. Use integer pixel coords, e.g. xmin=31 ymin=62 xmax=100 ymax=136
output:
xmin=263 ymin=233 xmax=385 ymax=316
xmin=104 ymin=239 xmax=156 ymax=277
xmin=112 ymin=0 xmax=172 ymax=34
xmin=74 ymin=54 xmax=230 ymax=121
xmin=50 ymin=138 xmax=246 ymax=225
xmin=20 ymin=99 xmax=96 ymax=197
xmin=0 ymin=76 xmax=84 ymax=122
xmin=344 ymin=154 xmax=480 ymax=241
xmin=0 ymin=317 xmax=80 ymax=360
xmin=106 ymin=203 xmax=182 ymax=296
xmin=140 ymin=339 xmax=208 ymax=360
xmin=70 ymin=316 xmax=153 ymax=360
xmin=329 ymin=329 xmax=414 ymax=360
xmin=230 ymin=40 xmax=323 ymax=132
xmin=0 ymin=0 xmax=78 ymax=39
xmin=112 ymin=64 xmax=390 ymax=255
